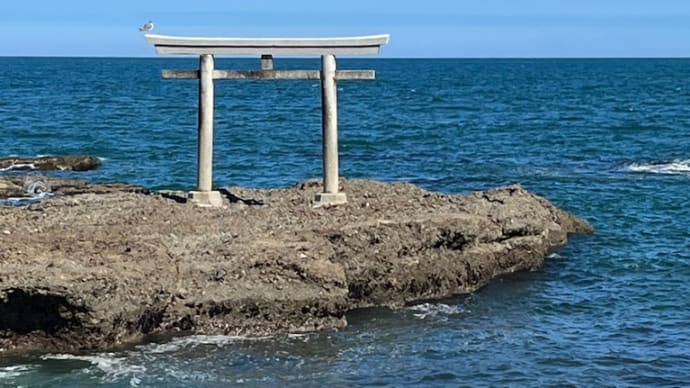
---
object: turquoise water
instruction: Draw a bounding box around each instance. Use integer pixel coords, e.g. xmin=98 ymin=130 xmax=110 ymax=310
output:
xmin=1 ymin=58 xmax=690 ymax=386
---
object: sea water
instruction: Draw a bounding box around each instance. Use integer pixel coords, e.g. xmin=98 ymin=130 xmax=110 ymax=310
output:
xmin=1 ymin=58 xmax=689 ymax=386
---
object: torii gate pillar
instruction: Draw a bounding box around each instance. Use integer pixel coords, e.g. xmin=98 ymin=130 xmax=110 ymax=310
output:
xmin=189 ymin=54 xmax=224 ymax=207
xmin=314 ymin=54 xmax=347 ymax=206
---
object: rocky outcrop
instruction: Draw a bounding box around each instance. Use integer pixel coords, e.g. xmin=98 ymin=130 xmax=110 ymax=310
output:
xmin=0 ymin=178 xmax=592 ymax=355
xmin=0 ymin=155 xmax=101 ymax=172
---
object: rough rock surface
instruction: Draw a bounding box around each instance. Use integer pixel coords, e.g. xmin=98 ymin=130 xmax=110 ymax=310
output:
xmin=0 ymin=155 xmax=101 ymax=172
xmin=0 ymin=177 xmax=592 ymax=355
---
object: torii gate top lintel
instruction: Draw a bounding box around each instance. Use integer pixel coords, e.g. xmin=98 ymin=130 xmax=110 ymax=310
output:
xmin=146 ymin=33 xmax=389 ymax=207
xmin=145 ymin=33 xmax=389 ymax=56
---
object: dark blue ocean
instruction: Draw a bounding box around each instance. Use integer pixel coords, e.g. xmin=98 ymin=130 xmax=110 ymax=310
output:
xmin=1 ymin=58 xmax=689 ymax=386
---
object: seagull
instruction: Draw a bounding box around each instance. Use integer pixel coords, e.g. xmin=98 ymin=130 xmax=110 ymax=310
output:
xmin=139 ymin=20 xmax=154 ymax=33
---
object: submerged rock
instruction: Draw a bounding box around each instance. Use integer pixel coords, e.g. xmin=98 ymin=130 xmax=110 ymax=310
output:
xmin=0 ymin=179 xmax=592 ymax=354
xmin=0 ymin=155 xmax=101 ymax=172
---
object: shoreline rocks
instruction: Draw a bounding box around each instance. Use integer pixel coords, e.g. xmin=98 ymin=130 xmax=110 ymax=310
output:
xmin=0 ymin=155 xmax=101 ymax=172
xmin=0 ymin=177 xmax=592 ymax=355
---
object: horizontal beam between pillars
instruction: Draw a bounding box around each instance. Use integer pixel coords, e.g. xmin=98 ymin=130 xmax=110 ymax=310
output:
xmin=161 ymin=69 xmax=375 ymax=80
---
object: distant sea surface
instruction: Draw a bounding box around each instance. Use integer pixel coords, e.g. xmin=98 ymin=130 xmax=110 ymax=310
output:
xmin=1 ymin=58 xmax=689 ymax=387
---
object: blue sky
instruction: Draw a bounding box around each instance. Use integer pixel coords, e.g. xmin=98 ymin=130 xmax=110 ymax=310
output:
xmin=1 ymin=0 xmax=689 ymax=57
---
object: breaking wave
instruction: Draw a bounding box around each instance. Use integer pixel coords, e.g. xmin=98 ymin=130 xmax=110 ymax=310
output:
xmin=136 ymin=334 xmax=264 ymax=354
xmin=625 ymin=159 xmax=690 ymax=175
xmin=0 ymin=163 xmax=37 ymax=172
xmin=0 ymin=191 xmax=53 ymax=207
xmin=406 ymin=302 xmax=468 ymax=320
xmin=0 ymin=365 xmax=35 ymax=379
xmin=40 ymin=353 xmax=146 ymax=386
xmin=30 ymin=335 xmax=272 ymax=386
xmin=0 ymin=178 xmax=53 ymax=207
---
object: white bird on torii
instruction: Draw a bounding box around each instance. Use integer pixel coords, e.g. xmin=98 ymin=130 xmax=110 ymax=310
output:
xmin=139 ymin=20 xmax=154 ymax=33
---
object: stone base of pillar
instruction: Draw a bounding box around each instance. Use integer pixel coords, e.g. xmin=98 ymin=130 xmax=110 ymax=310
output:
xmin=313 ymin=192 xmax=347 ymax=208
xmin=188 ymin=190 xmax=224 ymax=207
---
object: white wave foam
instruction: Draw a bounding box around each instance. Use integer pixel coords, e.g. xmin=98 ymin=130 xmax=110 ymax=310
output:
xmin=0 ymin=365 xmax=34 ymax=379
xmin=0 ymin=192 xmax=54 ymax=207
xmin=0 ymin=163 xmax=37 ymax=172
xmin=40 ymin=353 xmax=146 ymax=385
xmin=626 ymin=159 xmax=690 ymax=175
xmin=138 ymin=334 xmax=268 ymax=354
xmin=25 ymin=181 xmax=48 ymax=195
xmin=0 ymin=156 xmax=106 ymax=171
xmin=407 ymin=302 xmax=467 ymax=320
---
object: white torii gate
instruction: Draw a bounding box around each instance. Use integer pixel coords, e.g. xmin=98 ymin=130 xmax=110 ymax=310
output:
xmin=145 ymin=34 xmax=389 ymax=207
